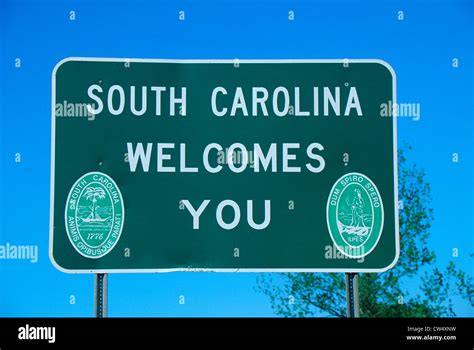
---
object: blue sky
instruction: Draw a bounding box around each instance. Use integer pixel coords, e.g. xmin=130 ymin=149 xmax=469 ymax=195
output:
xmin=0 ymin=0 xmax=472 ymax=316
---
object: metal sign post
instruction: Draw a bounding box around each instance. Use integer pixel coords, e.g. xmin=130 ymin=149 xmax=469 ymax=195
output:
xmin=345 ymin=272 xmax=360 ymax=318
xmin=94 ymin=273 xmax=108 ymax=318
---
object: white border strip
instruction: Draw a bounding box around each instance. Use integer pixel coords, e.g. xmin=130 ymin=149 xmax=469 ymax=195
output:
xmin=49 ymin=58 xmax=399 ymax=274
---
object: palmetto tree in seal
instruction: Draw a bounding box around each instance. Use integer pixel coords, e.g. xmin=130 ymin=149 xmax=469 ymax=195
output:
xmin=83 ymin=186 xmax=107 ymax=222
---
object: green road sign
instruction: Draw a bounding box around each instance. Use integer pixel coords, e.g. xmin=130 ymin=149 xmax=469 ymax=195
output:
xmin=50 ymin=58 xmax=399 ymax=273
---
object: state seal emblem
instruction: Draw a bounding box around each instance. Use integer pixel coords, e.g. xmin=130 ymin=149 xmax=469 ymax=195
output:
xmin=64 ymin=172 xmax=124 ymax=259
xmin=327 ymin=172 xmax=384 ymax=258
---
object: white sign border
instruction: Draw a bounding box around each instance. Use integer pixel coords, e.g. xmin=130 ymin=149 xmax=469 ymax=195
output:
xmin=50 ymin=57 xmax=399 ymax=274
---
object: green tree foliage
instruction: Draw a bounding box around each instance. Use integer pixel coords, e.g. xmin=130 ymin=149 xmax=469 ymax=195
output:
xmin=257 ymin=146 xmax=473 ymax=317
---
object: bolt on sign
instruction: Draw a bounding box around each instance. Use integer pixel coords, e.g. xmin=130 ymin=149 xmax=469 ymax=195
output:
xmin=49 ymin=58 xmax=399 ymax=273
